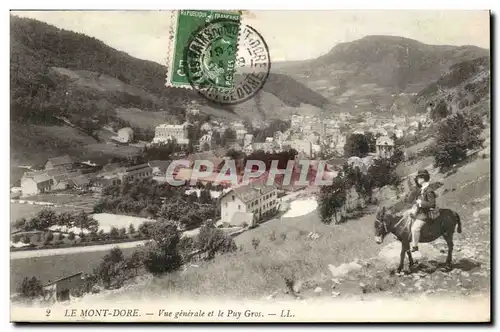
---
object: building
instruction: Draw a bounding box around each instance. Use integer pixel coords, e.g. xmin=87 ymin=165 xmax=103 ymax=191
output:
xmin=120 ymin=164 xmax=153 ymax=182
xmin=20 ymin=173 xmax=53 ymax=196
xmin=112 ymin=127 xmax=134 ymax=143
xmin=200 ymin=122 xmax=212 ymax=133
xmin=152 ymin=123 xmax=190 ymax=145
xmin=148 ymin=160 xmax=173 ymax=176
xmin=45 ymin=155 xmax=75 ymax=171
xmin=376 ymin=135 xmax=395 ymax=158
xmin=243 ymin=134 xmax=254 ymax=146
xmin=219 ymin=182 xmax=279 ymax=226
xmin=289 ymin=140 xmax=313 ymax=158
xmin=198 ymin=134 xmax=215 ymax=151
xmin=43 ymin=272 xmax=85 ymax=303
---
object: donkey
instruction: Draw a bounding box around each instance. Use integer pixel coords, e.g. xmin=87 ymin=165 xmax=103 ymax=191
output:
xmin=374 ymin=206 xmax=462 ymax=273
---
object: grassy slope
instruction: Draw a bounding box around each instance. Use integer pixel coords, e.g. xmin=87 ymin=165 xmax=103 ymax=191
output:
xmin=99 ymin=150 xmax=490 ymax=302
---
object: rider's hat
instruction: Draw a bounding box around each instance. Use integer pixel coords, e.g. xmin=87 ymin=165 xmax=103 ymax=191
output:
xmin=414 ymin=169 xmax=430 ymax=187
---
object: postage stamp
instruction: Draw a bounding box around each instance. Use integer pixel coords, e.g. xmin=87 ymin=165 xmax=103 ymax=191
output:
xmin=167 ymin=10 xmax=271 ymax=105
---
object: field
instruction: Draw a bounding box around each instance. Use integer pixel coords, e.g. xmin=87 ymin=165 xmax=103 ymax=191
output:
xmin=10 ymin=246 xmax=140 ymax=292
xmin=91 ymin=213 xmax=154 ymax=233
xmin=115 ymin=108 xmax=172 ymax=129
xmin=81 ymin=143 xmax=142 ymax=159
xmin=10 ymin=203 xmax=85 ymax=226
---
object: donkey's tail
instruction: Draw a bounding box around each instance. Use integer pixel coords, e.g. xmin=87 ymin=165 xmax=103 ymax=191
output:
xmin=455 ymin=212 xmax=462 ymax=233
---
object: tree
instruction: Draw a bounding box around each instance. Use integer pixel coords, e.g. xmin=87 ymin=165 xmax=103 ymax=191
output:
xmin=367 ymin=158 xmax=400 ymax=188
xmin=119 ymin=227 xmax=127 ymax=239
xmin=344 ymin=133 xmax=370 ymax=158
xmin=364 ymin=132 xmax=377 ymax=153
xmin=142 ymin=222 xmax=183 ymax=274
xmin=125 ymin=250 xmax=144 ymax=276
xmin=430 ymin=99 xmax=451 ymax=121
xmin=196 ymin=220 xmax=237 ymax=259
xmin=318 ymin=175 xmax=347 ymax=224
xmin=434 ymin=111 xmax=484 ymax=170
xmin=96 ymin=247 xmax=125 ymax=289
xmin=109 ymin=227 xmax=119 ymax=239
xmin=45 ymin=231 xmax=54 ymax=242
xmin=128 ymin=223 xmax=136 ymax=234
xmin=17 ymin=276 xmax=43 ymax=299
xmin=226 ymin=148 xmax=244 ymax=160
xmin=14 ymin=218 xmax=26 ymax=231
xmin=222 ymin=128 xmax=237 ymax=145
xmin=138 ymin=221 xmax=155 ymax=237
xmin=199 ymin=188 xmax=212 ymax=204
xmin=34 ymin=209 xmax=58 ymax=230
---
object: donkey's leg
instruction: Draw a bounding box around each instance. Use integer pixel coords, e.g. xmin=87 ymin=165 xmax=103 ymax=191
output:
xmin=443 ymin=234 xmax=454 ymax=272
xmin=407 ymin=249 xmax=415 ymax=268
xmin=397 ymin=242 xmax=407 ymax=274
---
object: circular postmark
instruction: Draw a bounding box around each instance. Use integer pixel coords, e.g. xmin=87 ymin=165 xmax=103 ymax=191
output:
xmin=184 ymin=18 xmax=271 ymax=105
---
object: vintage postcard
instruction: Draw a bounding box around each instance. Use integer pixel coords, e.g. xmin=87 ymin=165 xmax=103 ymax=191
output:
xmin=9 ymin=10 xmax=491 ymax=322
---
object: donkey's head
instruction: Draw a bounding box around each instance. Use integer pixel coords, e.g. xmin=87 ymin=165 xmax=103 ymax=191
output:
xmin=374 ymin=206 xmax=388 ymax=244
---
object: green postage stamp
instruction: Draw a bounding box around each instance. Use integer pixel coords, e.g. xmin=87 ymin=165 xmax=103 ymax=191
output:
xmin=166 ymin=10 xmax=242 ymax=90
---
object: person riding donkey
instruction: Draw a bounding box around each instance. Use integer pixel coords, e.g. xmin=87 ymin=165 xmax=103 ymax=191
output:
xmin=409 ymin=169 xmax=438 ymax=253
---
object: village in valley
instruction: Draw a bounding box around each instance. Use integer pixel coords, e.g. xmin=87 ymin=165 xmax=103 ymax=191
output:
xmin=9 ymin=11 xmax=490 ymax=317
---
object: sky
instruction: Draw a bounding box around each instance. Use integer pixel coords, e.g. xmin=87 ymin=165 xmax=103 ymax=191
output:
xmin=12 ymin=10 xmax=490 ymax=64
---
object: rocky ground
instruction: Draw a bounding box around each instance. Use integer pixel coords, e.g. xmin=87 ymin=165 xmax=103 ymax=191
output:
xmin=264 ymin=204 xmax=490 ymax=303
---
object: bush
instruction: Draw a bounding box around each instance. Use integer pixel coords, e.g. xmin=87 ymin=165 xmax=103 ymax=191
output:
xmin=128 ymin=223 xmax=136 ymax=234
xmin=79 ymin=232 xmax=86 ymax=241
xmin=96 ymin=247 xmax=126 ymax=289
xmin=269 ymin=231 xmax=276 ymax=241
xmin=143 ymin=222 xmax=183 ymax=274
xmin=251 ymin=238 xmax=260 ymax=250
xmin=17 ymin=276 xmax=43 ymax=299
xmin=68 ymin=232 xmax=76 ymax=241
xmin=57 ymin=233 xmax=64 ymax=241
xmin=280 ymin=232 xmax=287 ymax=241
xmin=21 ymin=235 xmax=31 ymax=244
xmin=196 ymin=220 xmax=237 ymax=260
xmin=109 ymin=227 xmax=119 ymax=239
xmin=119 ymin=227 xmax=127 ymax=239
xmin=12 ymin=234 xmax=21 ymax=243
xmin=45 ymin=231 xmax=54 ymax=242
xmin=434 ymin=111 xmax=484 ymax=170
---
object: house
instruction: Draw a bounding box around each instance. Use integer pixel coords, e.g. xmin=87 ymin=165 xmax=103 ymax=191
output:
xmin=289 ymin=140 xmax=313 ymax=158
xmin=20 ymin=173 xmax=53 ymax=196
xmin=148 ymin=160 xmax=173 ymax=176
xmin=243 ymin=144 xmax=253 ymax=155
xmin=152 ymin=122 xmax=190 ymax=146
xmin=42 ymin=272 xmax=85 ymax=302
xmin=45 ymin=155 xmax=75 ymax=171
xmin=219 ymin=181 xmax=279 ymax=226
xmin=376 ymin=135 xmax=395 ymax=158
xmin=70 ymin=175 xmax=91 ymax=190
xmin=120 ymin=164 xmax=153 ymax=182
xmin=200 ymin=122 xmax=213 ymax=133
xmin=198 ymin=134 xmax=215 ymax=152
xmin=244 ymin=134 xmax=254 ymax=146
xmin=112 ymin=127 xmax=134 ymax=144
